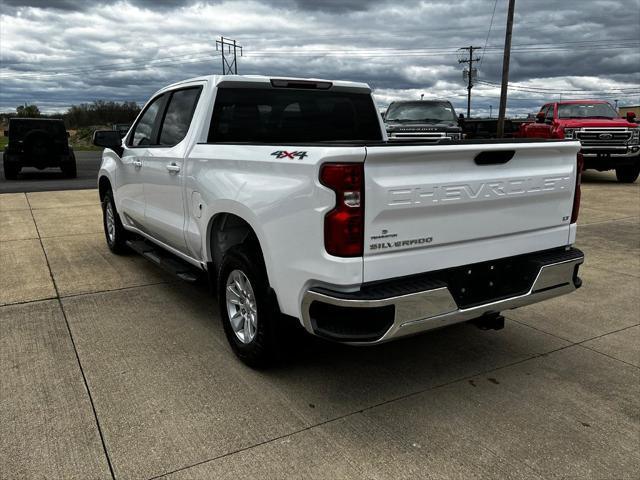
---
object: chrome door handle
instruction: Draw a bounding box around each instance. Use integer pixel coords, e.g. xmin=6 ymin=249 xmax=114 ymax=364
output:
xmin=166 ymin=163 xmax=181 ymax=173
xmin=132 ymin=160 xmax=142 ymax=168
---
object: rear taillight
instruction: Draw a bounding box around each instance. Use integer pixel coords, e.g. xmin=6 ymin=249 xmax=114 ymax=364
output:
xmin=571 ymin=152 xmax=583 ymax=224
xmin=320 ymin=163 xmax=364 ymax=257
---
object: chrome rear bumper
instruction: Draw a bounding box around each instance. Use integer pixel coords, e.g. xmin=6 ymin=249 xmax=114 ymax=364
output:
xmin=301 ymin=248 xmax=584 ymax=344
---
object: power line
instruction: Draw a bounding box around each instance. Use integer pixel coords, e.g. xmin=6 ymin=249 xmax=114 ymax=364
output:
xmin=476 ymin=80 xmax=640 ymax=94
xmin=0 ymin=52 xmax=221 ymax=79
xmin=479 ymin=0 xmax=499 ymax=68
xmin=2 ymin=39 xmax=637 ymax=78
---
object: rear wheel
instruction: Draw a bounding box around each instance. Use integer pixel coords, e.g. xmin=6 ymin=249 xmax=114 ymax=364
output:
xmin=3 ymin=157 xmax=20 ymax=180
xmin=217 ymin=245 xmax=279 ymax=368
xmin=102 ymin=190 xmax=129 ymax=254
xmin=615 ymin=165 xmax=640 ymax=183
xmin=61 ymin=156 xmax=77 ymax=178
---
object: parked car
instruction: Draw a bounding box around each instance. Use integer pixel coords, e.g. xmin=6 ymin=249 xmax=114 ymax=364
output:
xmin=384 ymin=100 xmax=462 ymax=141
xmin=461 ymin=118 xmax=522 ymax=139
xmin=519 ymin=100 xmax=639 ymax=182
xmin=93 ymin=75 xmax=584 ymax=367
xmin=2 ymin=118 xmax=76 ymax=179
xmin=112 ymin=123 xmax=131 ymax=138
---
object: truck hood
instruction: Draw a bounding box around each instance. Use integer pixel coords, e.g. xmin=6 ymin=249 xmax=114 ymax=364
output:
xmin=556 ymin=118 xmax=638 ymax=128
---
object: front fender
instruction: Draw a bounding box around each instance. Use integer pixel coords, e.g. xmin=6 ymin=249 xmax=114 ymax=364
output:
xmin=98 ymin=149 xmax=119 ymax=201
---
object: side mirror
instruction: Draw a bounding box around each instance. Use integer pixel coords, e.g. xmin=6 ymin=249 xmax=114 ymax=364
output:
xmin=626 ymin=111 xmax=637 ymax=123
xmin=535 ymin=112 xmax=546 ymax=123
xmin=93 ymin=130 xmax=123 ymax=155
xmin=3 ymin=130 xmax=8 ymax=137
xmin=458 ymin=113 xmax=465 ymax=126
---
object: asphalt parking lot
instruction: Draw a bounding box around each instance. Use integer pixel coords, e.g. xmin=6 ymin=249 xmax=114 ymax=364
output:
xmin=1 ymin=170 xmax=638 ymax=479
xmin=0 ymin=151 xmax=102 ymax=194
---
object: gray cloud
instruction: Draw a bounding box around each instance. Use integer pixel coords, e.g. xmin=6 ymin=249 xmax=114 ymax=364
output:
xmin=1 ymin=0 xmax=638 ymax=117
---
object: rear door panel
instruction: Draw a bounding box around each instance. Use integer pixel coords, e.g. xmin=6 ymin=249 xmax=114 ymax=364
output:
xmin=363 ymin=142 xmax=580 ymax=282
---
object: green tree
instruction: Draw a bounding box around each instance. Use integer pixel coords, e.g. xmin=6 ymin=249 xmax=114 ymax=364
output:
xmin=16 ymin=104 xmax=40 ymax=117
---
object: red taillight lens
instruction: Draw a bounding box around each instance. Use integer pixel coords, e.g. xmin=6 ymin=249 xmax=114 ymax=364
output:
xmin=320 ymin=163 xmax=364 ymax=257
xmin=571 ymin=152 xmax=583 ymax=224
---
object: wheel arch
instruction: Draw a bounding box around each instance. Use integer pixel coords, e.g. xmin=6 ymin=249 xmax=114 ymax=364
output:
xmin=206 ymin=212 xmax=269 ymax=277
xmin=98 ymin=175 xmax=112 ymax=201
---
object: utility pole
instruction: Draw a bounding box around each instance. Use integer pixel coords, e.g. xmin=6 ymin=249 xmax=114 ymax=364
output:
xmin=458 ymin=46 xmax=481 ymax=118
xmin=496 ymin=0 xmax=516 ymax=138
xmin=489 ymin=105 xmax=493 ymax=118
xmin=216 ymin=36 xmax=243 ymax=74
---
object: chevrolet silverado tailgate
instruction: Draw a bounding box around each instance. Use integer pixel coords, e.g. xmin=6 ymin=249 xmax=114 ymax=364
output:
xmin=363 ymin=141 xmax=581 ymax=282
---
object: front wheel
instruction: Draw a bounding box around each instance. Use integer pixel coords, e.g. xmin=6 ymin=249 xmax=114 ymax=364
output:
xmin=615 ymin=165 xmax=640 ymax=183
xmin=102 ymin=191 xmax=129 ymax=254
xmin=217 ymin=246 xmax=279 ymax=368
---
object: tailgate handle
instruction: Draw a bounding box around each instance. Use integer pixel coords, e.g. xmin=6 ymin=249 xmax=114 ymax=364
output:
xmin=474 ymin=150 xmax=515 ymax=165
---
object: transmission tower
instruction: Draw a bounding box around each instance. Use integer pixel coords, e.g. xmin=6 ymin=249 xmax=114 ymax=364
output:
xmin=458 ymin=46 xmax=482 ymax=118
xmin=216 ymin=36 xmax=243 ymax=74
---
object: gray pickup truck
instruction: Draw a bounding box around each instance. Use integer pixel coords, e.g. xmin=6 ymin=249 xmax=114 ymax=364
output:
xmin=384 ymin=100 xmax=463 ymax=142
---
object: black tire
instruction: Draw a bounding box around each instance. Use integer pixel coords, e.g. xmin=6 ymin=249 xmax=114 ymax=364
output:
xmin=101 ymin=190 xmax=129 ymax=254
xmin=217 ymin=245 xmax=279 ymax=368
xmin=3 ymin=157 xmax=20 ymax=180
xmin=615 ymin=165 xmax=640 ymax=183
xmin=61 ymin=159 xmax=77 ymax=178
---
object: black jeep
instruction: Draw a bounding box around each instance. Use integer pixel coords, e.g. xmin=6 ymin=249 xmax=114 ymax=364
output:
xmin=2 ymin=118 xmax=77 ymax=180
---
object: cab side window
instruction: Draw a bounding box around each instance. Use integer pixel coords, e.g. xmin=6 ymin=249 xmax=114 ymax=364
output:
xmin=159 ymin=87 xmax=202 ymax=147
xmin=545 ymin=104 xmax=555 ymax=121
xmin=129 ymin=95 xmax=165 ymax=147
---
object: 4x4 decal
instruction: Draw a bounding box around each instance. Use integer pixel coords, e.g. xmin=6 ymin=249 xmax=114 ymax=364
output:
xmin=271 ymin=150 xmax=308 ymax=160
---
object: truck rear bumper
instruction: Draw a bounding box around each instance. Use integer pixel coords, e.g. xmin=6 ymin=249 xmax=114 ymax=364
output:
xmin=301 ymin=247 xmax=584 ymax=344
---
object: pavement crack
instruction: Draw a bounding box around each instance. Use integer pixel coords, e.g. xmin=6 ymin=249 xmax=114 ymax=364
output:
xmin=25 ymin=193 xmax=117 ymax=480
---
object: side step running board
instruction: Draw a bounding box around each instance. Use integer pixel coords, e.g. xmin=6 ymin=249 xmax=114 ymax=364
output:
xmin=126 ymin=240 xmax=202 ymax=283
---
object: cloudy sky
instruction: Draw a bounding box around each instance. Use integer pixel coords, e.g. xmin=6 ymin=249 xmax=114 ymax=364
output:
xmin=1 ymin=0 xmax=639 ymax=117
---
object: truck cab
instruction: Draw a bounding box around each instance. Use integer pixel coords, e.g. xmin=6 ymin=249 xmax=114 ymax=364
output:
xmin=520 ymin=100 xmax=640 ymax=182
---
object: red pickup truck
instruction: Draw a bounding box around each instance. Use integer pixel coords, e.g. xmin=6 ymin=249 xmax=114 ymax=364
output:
xmin=519 ymin=100 xmax=639 ymax=183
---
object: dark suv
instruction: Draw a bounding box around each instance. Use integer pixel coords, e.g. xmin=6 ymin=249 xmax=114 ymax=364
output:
xmin=3 ymin=118 xmax=76 ymax=180
xmin=383 ymin=100 xmax=462 ymax=142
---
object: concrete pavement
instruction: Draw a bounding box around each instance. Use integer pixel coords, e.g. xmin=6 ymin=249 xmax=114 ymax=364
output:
xmin=0 ymin=171 xmax=638 ymax=479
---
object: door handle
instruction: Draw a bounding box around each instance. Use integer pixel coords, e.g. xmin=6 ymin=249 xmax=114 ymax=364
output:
xmin=132 ymin=160 xmax=142 ymax=168
xmin=166 ymin=163 xmax=181 ymax=173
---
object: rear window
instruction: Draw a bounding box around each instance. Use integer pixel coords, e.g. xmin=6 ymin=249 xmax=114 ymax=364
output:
xmin=208 ymin=87 xmax=382 ymax=143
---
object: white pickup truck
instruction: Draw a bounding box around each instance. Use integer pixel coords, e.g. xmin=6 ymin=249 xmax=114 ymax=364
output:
xmin=93 ymin=75 xmax=585 ymax=367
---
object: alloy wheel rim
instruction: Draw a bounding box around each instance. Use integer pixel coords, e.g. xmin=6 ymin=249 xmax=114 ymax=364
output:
xmin=225 ymin=269 xmax=258 ymax=344
xmin=105 ymin=202 xmax=116 ymax=244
